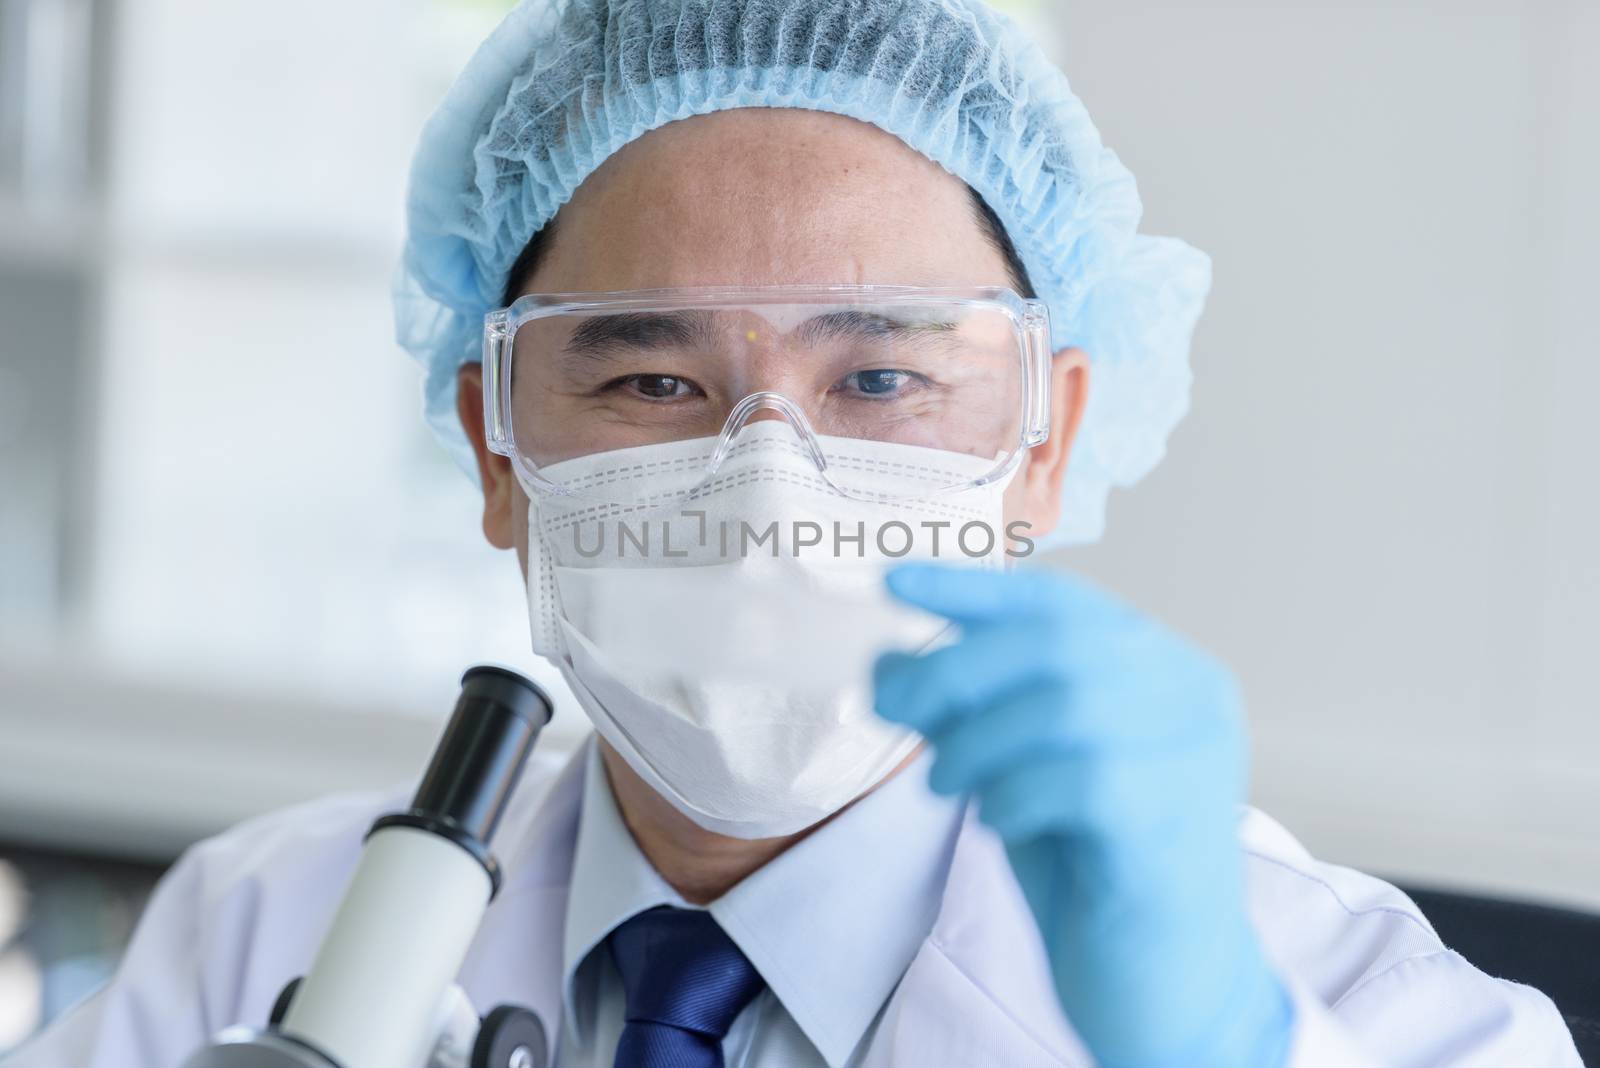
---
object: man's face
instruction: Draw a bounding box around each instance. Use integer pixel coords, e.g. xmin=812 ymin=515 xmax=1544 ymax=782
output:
xmin=459 ymin=108 xmax=1087 ymax=566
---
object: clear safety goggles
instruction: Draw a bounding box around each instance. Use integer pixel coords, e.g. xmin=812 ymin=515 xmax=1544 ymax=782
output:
xmin=482 ymin=285 xmax=1053 ymax=503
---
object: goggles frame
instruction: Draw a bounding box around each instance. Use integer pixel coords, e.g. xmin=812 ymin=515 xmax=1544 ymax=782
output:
xmin=482 ymin=285 xmax=1054 ymax=500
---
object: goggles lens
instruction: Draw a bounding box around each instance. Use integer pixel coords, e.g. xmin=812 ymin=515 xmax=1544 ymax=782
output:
xmin=486 ymin=288 xmax=1050 ymax=501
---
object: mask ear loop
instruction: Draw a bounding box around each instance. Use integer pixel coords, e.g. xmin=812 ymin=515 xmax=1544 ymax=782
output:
xmin=523 ymin=494 xmax=567 ymax=659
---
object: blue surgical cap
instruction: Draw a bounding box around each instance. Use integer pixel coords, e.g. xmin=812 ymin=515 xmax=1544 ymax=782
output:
xmin=395 ymin=0 xmax=1211 ymax=546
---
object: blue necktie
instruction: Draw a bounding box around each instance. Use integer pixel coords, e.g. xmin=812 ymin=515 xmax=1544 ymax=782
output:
xmin=607 ymin=906 xmax=766 ymax=1068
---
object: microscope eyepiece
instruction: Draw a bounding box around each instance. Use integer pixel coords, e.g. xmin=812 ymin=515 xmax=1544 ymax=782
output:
xmin=457 ymin=665 xmax=554 ymax=730
xmin=368 ymin=666 xmax=553 ymax=896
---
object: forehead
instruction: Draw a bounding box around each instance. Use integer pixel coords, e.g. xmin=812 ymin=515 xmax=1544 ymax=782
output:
xmin=529 ymin=109 xmax=1015 ymax=294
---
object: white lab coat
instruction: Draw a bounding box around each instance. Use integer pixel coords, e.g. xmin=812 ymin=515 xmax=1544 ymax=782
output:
xmin=6 ymin=741 xmax=1580 ymax=1067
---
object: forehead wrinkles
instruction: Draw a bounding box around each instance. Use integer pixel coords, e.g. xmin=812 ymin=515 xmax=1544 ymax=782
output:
xmin=537 ymin=112 xmax=995 ymax=290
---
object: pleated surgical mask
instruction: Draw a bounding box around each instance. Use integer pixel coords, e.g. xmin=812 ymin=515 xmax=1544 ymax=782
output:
xmin=522 ymin=421 xmax=1023 ymax=838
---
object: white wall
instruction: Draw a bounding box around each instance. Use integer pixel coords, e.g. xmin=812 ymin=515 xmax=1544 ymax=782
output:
xmin=1050 ymin=0 xmax=1600 ymax=907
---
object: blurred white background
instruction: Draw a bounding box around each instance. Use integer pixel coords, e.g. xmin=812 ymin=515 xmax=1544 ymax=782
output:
xmin=1062 ymin=0 xmax=1600 ymax=912
xmin=0 ymin=0 xmax=1596 ymax=1050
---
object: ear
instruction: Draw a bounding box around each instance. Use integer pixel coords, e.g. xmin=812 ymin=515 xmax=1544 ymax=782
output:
xmin=1007 ymin=347 xmax=1090 ymax=541
xmin=456 ymin=362 xmax=518 ymax=550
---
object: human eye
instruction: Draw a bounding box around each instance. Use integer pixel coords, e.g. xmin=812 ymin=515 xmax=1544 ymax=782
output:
xmin=835 ymin=369 xmax=927 ymax=398
xmin=602 ymin=374 xmax=704 ymax=401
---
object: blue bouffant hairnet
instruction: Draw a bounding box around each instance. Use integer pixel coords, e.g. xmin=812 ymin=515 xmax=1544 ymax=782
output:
xmin=395 ymin=0 xmax=1211 ymax=546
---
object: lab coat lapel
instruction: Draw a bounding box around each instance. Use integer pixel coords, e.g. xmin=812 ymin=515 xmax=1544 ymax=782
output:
xmin=863 ymin=809 xmax=1089 ymax=1068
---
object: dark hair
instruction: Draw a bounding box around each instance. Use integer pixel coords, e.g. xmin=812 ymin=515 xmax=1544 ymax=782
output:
xmin=500 ymin=184 xmax=1035 ymax=305
xmin=502 ymin=216 xmax=560 ymax=306
xmin=967 ymin=186 xmax=1037 ymax=299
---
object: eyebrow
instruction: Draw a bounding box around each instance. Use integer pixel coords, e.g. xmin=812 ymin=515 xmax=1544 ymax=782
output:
xmin=796 ymin=309 xmax=959 ymax=346
xmin=562 ymin=311 xmax=719 ymax=359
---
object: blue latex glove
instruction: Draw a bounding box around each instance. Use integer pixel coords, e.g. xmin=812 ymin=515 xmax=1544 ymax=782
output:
xmin=874 ymin=564 xmax=1294 ymax=1068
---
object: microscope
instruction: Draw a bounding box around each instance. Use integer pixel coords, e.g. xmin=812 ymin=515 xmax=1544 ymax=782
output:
xmin=180 ymin=666 xmax=555 ymax=1068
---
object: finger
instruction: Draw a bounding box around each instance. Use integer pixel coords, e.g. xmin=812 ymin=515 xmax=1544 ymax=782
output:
xmin=873 ymin=623 xmax=1064 ymax=735
xmin=886 ymin=562 xmax=1135 ymax=628
xmin=976 ymin=746 xmax=1233 ymax=843
xmin=974 ymin=757 xmax=1088 ymax=841
xmin=924 ymin=686 xmax=1072 ymax=796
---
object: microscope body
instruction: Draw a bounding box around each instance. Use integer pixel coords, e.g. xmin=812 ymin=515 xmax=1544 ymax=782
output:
xmin=179 ymin=667 xmax=554 ymax=1068
xmin=184 ymin=983 xmax=496 ymax=1068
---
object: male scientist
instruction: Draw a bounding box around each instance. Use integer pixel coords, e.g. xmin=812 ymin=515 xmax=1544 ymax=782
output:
xmin=8 ymin=0 xmax=1583 ymax=1066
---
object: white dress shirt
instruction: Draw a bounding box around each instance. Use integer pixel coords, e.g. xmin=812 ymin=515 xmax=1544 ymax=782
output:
xmin=4 ymin=736 xmax=1581 ymax=1067
xmin=556 ymin=744 xmax=962 ymax=1066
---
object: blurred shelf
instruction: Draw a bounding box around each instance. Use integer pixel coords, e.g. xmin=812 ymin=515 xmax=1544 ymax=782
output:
xmin=0 ymin=196 xmax=401 ymax=276
xmin=101 ymin=220 xmax=399 ymax=274
xmin=0 ymin=646 xmax=586 ymax=862
xmin=0 ymin=195 xmax=97 ymax=271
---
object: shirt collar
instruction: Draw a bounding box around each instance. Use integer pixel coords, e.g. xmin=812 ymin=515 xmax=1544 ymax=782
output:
xmin=561 ymin=740 xmax=963 ymax=1068
xmin=710 ymin=750 xmax=961 ymax=1068
xmin=560 ymin=740 xmax=686 ymax=1044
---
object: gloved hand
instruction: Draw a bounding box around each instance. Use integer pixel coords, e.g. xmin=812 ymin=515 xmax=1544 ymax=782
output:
xmin=874 ymin=564 xmax=1294 ymax=1068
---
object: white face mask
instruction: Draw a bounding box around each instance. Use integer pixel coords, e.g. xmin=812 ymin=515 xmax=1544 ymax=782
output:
xmin=523 ymin=422 xmax=1018 ymax=839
